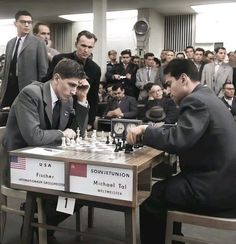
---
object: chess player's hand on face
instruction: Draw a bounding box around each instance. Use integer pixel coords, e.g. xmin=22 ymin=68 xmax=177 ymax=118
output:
xmin=62 ymin=128 xmax=76 ymax=139
xmin=76 ymin=79 xmax=90 ymax=102
xmin=126 ymin=125 xmax=148 ymax=145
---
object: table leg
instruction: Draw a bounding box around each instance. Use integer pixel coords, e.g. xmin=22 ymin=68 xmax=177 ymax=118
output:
xmin=125 ymin=208 xmax=136 ymax=244
xmin=21 ymin=192 xmax=36 ymax=244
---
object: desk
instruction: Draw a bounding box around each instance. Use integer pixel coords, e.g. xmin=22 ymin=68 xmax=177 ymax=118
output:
xmin=10 ymin=145 xmax=163 ymax=244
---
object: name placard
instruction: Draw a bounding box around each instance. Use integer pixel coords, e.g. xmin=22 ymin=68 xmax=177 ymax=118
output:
xmin=10 ymin=156 xmax=65 ymax=191
xmin=69 ymin=163 xmax=133 ymax=201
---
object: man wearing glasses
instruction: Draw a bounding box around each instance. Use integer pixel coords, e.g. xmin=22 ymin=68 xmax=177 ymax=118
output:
xmin=0 ymin=10 xmax=48 ymax=110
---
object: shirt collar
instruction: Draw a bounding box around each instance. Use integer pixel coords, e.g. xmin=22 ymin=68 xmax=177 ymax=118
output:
xmin=50 ymin=83 xmax=58 ymax=108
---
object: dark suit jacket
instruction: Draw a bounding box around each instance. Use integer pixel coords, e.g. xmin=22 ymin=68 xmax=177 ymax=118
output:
xmin=144 ymin=84 xmax=236 ymax=210
xmin=3 ymin=81 xmax=89 ymax=151
xmin=42 ymin=51 xmax=101 ymax=126
xmin=0 ymin=34 xmax=48 ymax=106
xmin=105 ymin=62 xmax=139 ymax=98
xmin=221 ymin=96 xmax=236 ymax=119
xmin=104 ymin=95 xmax=138 ymax=119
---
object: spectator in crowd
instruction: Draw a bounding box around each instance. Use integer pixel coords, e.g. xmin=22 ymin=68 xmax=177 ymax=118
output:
xmin=106 ymin=49 xmax=139 ymax=99
xmin=143 ymin=83 xmax=178 ymax=124
xmin=33 ymin=22 xmax=60 ymax=62
xmin=221 ymin=81 xmax=236 ymax=120
xmin=160 ymin=49 xmax=167 ymax=64
xmin=201 ymin=46 xmax=233 ymax=96
xmin=42 ymin=30 xmax=101 ymax=131
xmin=106 ymin=49 xmax=117 ymax=73
xmin=227 ymin=51 xmax=236 ymax=68
xmin=104 ymin=83 xmax=138 ymax=119
xmin=136 ymin=52 xmax=161 ymax=101
xmin=204 ymin=50 xmax=214 ymax=63
xmin=153 ymin=57 xmax=161 ymax=68
xmin=193 ymin=47 xmax=206 ymax=80
xmin=185 ymin=45 xmax=195 ymax=60
xmin=0 ymin=10 xmax=48 ymax=109
xmin=176 ymin=52 xmax=185 ymax=59
xmin=106 ymin=83 xmax=114 ymax=102
xmin=131 ymin=55 xmax=140 ymax=67
xmin=98 ymin=81 xmax=108 ymax=103
xmin=157 ymin=49 xmax=175 ymax=86
xmin=127 ymin=59 xmax=236 ymax=244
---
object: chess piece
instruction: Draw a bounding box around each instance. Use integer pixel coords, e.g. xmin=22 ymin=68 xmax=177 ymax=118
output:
xmin=76 ymin=127 xmax=80 ymax=138
xmin=66 ymin=137 xmax=71 ymax=146
xmin=106 ymin=135 xmax=110 ymax=144
xmin=61 ymin=137 xmax=66 ymax=147
xmin=112 ymin=133 xmax=116 ymax=144
xmin=125 ymin=144 xmax=133 ymax=153
xmin=114 ymin=143 xmax=120 ymax=152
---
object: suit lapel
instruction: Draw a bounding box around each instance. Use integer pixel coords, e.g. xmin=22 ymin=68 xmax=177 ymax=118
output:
xmin=43 ymin=81 xmax=53 ymax=126
xmin=18 ymin=34 xmax=31 ymax=55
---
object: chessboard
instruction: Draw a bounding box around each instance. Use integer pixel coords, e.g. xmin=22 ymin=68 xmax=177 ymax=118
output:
xmin=57 ymin=128 xmax=143 ymax=154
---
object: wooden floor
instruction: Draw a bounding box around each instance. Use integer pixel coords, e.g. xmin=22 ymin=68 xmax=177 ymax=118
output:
xmin=2 ymin=195 xmax=236 ymax=244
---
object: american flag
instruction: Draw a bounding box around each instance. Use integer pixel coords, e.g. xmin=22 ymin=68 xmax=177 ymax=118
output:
xmin=10 ymin=156 xmax=26 ymax=170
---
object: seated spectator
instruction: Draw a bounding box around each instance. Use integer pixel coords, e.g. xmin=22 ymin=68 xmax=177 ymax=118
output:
xmin=98 ymin=81 xmax=108 ymax=103
xmin=145 ymin=106 xmax=166 ymax=123
xmin=103 ymin=83 xmax=138 ymax=119
xmin=106 ymin=83 xmax=114 ymax=102
xmin=221 ymin=81 xmax=236 ymax=121
xmin=143 ymin=83 xmax=178 ymax=124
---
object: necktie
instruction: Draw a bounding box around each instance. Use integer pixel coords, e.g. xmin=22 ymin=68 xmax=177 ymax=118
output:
xmin=10 ymin=38 xmax=21 ymax=76
xmin=52 ymin=100 xmax=61 ymax=129
xmin=147 ymin=67 xmax=150 ymax=81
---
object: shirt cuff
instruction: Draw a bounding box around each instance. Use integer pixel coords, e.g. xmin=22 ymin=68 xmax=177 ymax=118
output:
xmin=77 ymin=100 xmax=89 ymax=108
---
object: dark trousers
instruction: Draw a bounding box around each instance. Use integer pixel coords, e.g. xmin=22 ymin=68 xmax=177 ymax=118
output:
xmin=1 ymin=74 xmax=19 ymax=108
xmin=140 ymin=180 xmax=183 ymax=244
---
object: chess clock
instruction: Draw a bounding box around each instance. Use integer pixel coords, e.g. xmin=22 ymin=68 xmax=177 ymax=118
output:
xmin=111 ymin=118 xmax=142 ymax=138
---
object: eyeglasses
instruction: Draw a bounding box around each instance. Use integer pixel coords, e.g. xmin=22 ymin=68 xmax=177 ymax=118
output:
xmin=18 ymin=20 xmax=33 ymax=25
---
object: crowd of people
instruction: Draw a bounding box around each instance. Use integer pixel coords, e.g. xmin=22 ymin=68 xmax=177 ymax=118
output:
xmin=1 ymin=9 xmax=236 ymax=244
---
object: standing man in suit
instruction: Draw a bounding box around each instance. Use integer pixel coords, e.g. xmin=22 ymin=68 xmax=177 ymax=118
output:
xmin=106 ymin=49 xmax=139 ymax=99
xmin=221 ymin=81 xmax=236 ymax=120
xmin=192 ymin=47 xmax=206 ymax=81
xmin=33 ymin=22 xmax=60 ymax=62
xmin=42 ymin=30 xmax=101 ymax=131
xmin=127 ymin=59 xmax=236 ymax=244
xmin=0 ymin=10 xmax=48 ymax=109
xmin=104 ymin=83 xmax=138 ymax=119
xmin=201 ymin=46 xmax=233 ymax=96
xmin=136 ymin=52 xmax=161 ymax=101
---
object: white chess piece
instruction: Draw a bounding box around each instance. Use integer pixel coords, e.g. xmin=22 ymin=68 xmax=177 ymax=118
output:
xmin=66 ymin=137 xmax=71 ymax=146
xmin=84 ymin=130 xmax=88 ymax=140
xmin=61 ymin=137 xmax=66 ymax=147
xmin=76 ymin=127 xmax=80 ymax=138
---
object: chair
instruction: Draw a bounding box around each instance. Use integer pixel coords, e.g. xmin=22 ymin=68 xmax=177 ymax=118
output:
xmin=0 ymin=126 xmax=47 ymax=243
xmin=165 ymin=210 xmax=236 ymax=244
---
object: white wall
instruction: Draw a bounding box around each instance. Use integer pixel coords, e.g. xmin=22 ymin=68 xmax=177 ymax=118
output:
xmin=149 ymin=10 xmax=164 ymax=58
xmin=0 ymin=21 xmax=16 ymax=54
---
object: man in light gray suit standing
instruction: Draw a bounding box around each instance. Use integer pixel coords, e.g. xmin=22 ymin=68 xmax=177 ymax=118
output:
xmin=136 ymin=52 xmax=161 ymax=101
xmin=0 ymin=10 xmax=48 ymax=109
xmin=201 ymin=47 xmax=233 ymax=96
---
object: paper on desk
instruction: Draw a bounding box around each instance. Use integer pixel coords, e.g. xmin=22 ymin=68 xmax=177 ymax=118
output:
xmin=22 ymin=147 xmax=63 ymax=156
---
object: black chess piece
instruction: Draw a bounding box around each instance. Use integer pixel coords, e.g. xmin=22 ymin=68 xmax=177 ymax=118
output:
xmin=106 ymin=135 xmax=110 ymax=144
xmin=125 ymin=143 xmax=133 ymax=153
xmin=118 ymin=141 xmax=123 ymax=151
xmin=112 ymin=136 xmax=116 ymax=145
xmin=114 ymin=143 xmax=120 ymax=152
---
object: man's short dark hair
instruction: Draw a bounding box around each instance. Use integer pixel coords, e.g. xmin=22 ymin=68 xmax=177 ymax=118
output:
xmin=76 ymin=30 xmax=97 ymax=44
xmin=144 ymin=82 xmax=155 ymax=92
xmin=121 ymin=49 xmax=131 ymax=57
xmin=222 ymin=81 xmax=234 ymax=89
xmin=164 ymin=59 xmax=199 ymax=81
xmin=33 ymin=22 xmax=50 ymax=34
xmin=112 ymin=83 xmax=124 ymax=91
xmin=195 ymin=48 xmax=205 ymax=55
xmin=185 ymin=46 xmax=195 ymax=52
xmin=53 ymin=58 xmax=87 ymax=80
xmin=144 ymin=52 xmax=154 ymax=60
xmin=15 ymin=10 xmax=32 ymax=21
xmin=215 ymin=46 xmax=226 ymax=54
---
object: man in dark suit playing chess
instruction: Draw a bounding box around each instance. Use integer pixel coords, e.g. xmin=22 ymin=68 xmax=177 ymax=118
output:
xmin=3 ymin=58 xmax=90 ymax=240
